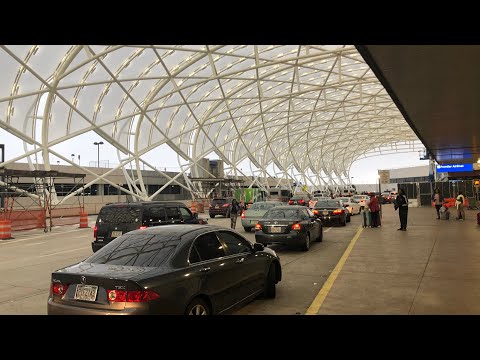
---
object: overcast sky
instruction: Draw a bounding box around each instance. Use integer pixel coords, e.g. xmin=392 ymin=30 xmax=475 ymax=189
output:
xmin=0 ymin=127 xmax=426 ymax=184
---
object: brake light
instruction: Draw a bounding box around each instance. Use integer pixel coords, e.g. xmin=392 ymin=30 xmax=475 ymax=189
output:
xmin=313 ymin=209 xmax=319 ymax=215
xmin=255 ymin=223 xmax=262 ymax=231
xmin=52 ymin=282 xmax=69 ymax=296
xmin=333 ymin=209 xmax=343 ymax=214
xmin=139 ymin=226 xmax=147 ymax=230
xmin=107 ymin=289 xmax=160 ymax=302
xmin=241 ymin=210 xmax=245 ymax=218
xmin=291 ymin=223 xmax=302 ymax=231
xmin=222 ymin=203 xmax=230 ymax=207
xmin=289 ymin=200 xmax=294 ymax=205
xmin=94 ymin=225 xmax=97 ymax=239
xmin=299 ymin=199 xmax=305 ymax=204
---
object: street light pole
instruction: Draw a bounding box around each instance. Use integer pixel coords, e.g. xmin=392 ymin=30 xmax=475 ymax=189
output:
xmin=71 ymin=154 xmax=75 ymax=164
xmin=93 ymin=141 xmax=104 ymax=168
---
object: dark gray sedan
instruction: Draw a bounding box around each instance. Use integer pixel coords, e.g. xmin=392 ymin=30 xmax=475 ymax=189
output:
xmin=48 ymin=225 xmax=281 ymax=315
xmin=255 ymin=206 xmax=323 ymax=251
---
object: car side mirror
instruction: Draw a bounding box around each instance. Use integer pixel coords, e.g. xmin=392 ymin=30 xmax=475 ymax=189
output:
xmin=253 ymin=243 xmax=265 ymax=252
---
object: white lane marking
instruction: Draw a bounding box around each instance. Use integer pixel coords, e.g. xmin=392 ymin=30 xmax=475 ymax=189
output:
xmin=38 ymin=246 xmax=90 ymax=258
xmin=0 ymin=228 xmax=89 ymax=246
xmin=24 ymin=242 xmax=46 ymax=247
xmin=324 ymin=227 xmax=333 ymax=233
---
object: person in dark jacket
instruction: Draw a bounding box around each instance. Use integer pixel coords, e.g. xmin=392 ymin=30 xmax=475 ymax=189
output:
xmin=230 ymin=199 xmax=241 ymax=229
xmin=395 ymin=188 xmax=408 ymax=231
xmin=368 ymin=194 xmax=381 ymax=227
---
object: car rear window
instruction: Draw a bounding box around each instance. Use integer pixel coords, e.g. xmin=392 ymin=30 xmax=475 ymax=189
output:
xmin=249 ymin=203 xmax=277 ymax=210
xmin=316 ymin=201 xmax=341 ymax=207
xmin=212 ymin=199 xmax=228 ymax=205
xmin=265 ymin=209 xmax=298 ymax=219
xmin=85 ymin=234 xmax=177 ymax=267
xmin=97 ymin=207 xmax=142 ymax=224
xmin=291 ymin=195 xmax=307 ymax=200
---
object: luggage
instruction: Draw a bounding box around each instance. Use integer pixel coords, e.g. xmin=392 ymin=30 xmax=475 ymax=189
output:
xmin=362 ymin=209 xmax=371 ymax=228
xmin=439 ymin=206 xmax=450 ymax=220
xmin=477 ymin=212 xmax=480 ymax=225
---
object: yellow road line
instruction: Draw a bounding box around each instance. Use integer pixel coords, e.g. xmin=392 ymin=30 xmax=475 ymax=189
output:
xmin=305 ymin=225 xmax=363 ymax=315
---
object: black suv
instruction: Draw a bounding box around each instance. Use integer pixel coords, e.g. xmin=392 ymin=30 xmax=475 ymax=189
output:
xmin=209 ymin=197 xmax=234 ymax=218
xmin=92 ymin=201 xmax=207 ymax=252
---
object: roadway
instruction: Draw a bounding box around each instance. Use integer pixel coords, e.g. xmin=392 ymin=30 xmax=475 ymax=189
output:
xmin=0 ymin=211 xmax=362 ymax=315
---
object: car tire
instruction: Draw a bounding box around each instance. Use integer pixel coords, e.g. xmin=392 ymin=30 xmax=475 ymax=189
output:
xmin=244 ymin=227 xmax=250 ymax=232
xmin=347 ymin=214 xmax=351 ymax=223
xmin=185 ymin=298 xmax=211 ymax=315
xmin=210 ymin=214 xmax=215 ymax=218
xmin=264 ymin=264 xmax=276 ymax=299
xmin=316 ymin=227 xmax=323 ymax=242
xmin=302 ymin=233 xmax=310 ymax=251
xmin=342 ymin=218 xmax=347 ymax=226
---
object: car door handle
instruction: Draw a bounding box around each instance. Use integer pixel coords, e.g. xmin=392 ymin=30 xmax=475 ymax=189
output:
xmin=200 ymin=267 xmax=211 ymax=272
xmin=235 ymin=258 xmax=245 ymax=264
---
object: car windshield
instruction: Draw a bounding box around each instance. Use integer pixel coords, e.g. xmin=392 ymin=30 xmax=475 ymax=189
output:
xmin=97 ymin=207 xmax=141 ymax=224
xmin=249 ymin=203 xmax=277 ymax=210
xmin=86 ymin=234 xmax=177 ymax=267
xmin=265 ymin=209 xmax=298 ymax=219
xmin=316 ymin=201 xmax=342 ymax=207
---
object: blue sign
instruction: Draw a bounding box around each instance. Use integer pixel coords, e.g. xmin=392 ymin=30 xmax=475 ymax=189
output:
xmin=436 ymin=164 xmax=473 ymax=173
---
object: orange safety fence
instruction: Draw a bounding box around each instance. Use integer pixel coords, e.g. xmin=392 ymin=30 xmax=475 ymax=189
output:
xmin=1 ymin=207 xmax=84 ymax=231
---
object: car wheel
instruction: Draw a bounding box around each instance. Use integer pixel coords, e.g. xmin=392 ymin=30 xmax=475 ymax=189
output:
xmin=316 ymin=227 xmax=323 ymax=242
xmin=347 ymin=214 xmax=351 ymax=223
xmin=302 ymin=233 xmax=310 ymax=251
xmin=342 ymin=218 xmax=347 ymax=226
xmin=185 ymin=298 xmax=211 ymax=315
xmin=264 ymin=264 xmax=276 ymax=298
xmin=244 ymin=227 xmax=250 ymax=232
xmin=210 ymin=214 xmax=215 ymax=218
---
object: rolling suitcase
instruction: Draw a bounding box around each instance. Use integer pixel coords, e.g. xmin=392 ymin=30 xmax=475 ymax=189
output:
xmin=362 ymin=210 xmax=371 ymax=228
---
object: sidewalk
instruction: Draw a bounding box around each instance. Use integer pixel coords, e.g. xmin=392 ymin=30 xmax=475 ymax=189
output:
xmin=316 ymin=204 xmax=480 ymax=314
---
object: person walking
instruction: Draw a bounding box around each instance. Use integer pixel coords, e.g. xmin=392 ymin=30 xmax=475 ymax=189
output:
xmin=230 ymin=199 xmax=241 ymax=229
xmin=395 ymin=188 xmax=409 ymax=231
xmin=433 ymin=189 xmax=442 ymax=219
xmin=456 ymin=191 xmax=466 ymax=220
xmin=368 ymin=194 xmax=381 ymax=227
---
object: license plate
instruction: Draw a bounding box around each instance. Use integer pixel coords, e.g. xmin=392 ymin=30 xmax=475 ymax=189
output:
xmin=323 ymin=211 xmax=329 ymax=215
xmin=215 ymin=205 xmax=219 ymax=209
xmin=251 ymin=220 xmax=257 ymax=224
xmin=111 ymin=231 xmax=122 ymax=237
xmin=270 ymin=227 xmax=282 ymax=233
xmin=74 ymin=284 xmax=98 ymax=302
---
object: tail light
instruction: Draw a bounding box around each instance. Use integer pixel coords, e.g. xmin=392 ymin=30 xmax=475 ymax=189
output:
xmin=313 ymin=210 xmax=319 ymax=215
xmin=291 ymin=223 xmax=302 ymax=231
xmin=51 ymin=282 xmax=69 ymax=296
xmin=139 ymin=226 xmax=147 ymax=230
xmin=107 ymin=289 xmax=160 ymax=302
xmin=333 ymin=209 xmax=343 ymax=214
xmin=241 ymin=211 xmax=245 ymax=218
xmin=288 ymin=200 xmax=294 ymax=205
xmin=222 ymin=203 xmax=230 ymax=207
xmin=299 ymin=199 xmax=305 ymax=204
xmin=255 ymin=223 xmax=262 ymax=231
xmin=93 ymin=225 xmax=97 ymax=239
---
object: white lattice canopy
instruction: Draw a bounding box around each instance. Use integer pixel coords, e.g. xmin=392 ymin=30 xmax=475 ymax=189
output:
xmin=0 ymin=45 xmax=421 ymax=199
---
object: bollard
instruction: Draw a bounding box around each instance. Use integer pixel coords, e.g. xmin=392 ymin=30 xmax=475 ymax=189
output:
xmin=79 ymin=212 xmax=89 ymax=228
xmin=0 ymin=220 xmax=13 ymax=240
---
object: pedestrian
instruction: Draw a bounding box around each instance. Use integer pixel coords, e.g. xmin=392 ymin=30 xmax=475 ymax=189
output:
xmin=456 ymin=191 xmax=466 ymax=220
xmin=368 ymin=194 xmax=381 ymax=227
xmin=394 ymin=188 xmax=408 ymax=231
xmin=433 ymin=189 xmax=442 ymax=219
xmin=230 ymin=199 xmax=241 ymax=229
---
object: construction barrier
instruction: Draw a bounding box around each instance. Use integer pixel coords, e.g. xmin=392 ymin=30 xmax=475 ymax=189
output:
xmin=0 ymin=220 xmax=13 ymax=240
xmin=196 ymin=202 xmax=204 ymax=213
xmin=79 ymin=212 xmax=89 ymax=228
xmin=191 ymin=201 xmax=197 ymax=213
